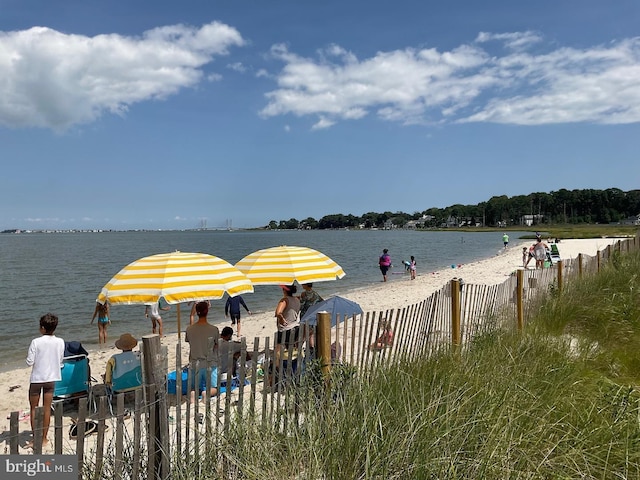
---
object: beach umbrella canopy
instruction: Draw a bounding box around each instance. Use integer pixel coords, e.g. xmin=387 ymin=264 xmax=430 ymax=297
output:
xmin=300 ymin=296 xmax=363 ymax=327
xmin=96 ymin=251 xmax=254 ymax=305
xmin=235 ymin=245 xmax=345 ymax=286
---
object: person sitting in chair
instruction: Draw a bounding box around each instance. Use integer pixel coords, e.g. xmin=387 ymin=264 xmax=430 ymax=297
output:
xmin=219 ymin=327 xmax=252 ymax=380
xmin=104 ymin=333 xmax=140 ymax=390
xmin=369 ymin=320 xmax=394 ymax=351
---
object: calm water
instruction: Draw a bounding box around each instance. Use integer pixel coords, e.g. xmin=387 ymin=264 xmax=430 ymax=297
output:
xmin=0 ymin=229 xmax=526 ymax=369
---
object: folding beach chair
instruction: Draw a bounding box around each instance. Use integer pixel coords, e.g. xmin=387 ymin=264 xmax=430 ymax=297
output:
xmin=53 ymin=354 xmax=94 ymax=412
xmin=106 ymin=351 xmax=143 ymax=415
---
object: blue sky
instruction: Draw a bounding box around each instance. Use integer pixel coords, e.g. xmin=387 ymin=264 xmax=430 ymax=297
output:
xmin=1 ymin=0 xmax=638 ymax=230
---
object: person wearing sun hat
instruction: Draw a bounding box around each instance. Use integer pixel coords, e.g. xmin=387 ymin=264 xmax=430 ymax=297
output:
xmin=104 ymin=333 xmax=138 ymax=387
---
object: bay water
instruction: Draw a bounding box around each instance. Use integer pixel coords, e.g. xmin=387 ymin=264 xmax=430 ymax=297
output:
xmin=0 ymin=229 xmax=526 ymax=369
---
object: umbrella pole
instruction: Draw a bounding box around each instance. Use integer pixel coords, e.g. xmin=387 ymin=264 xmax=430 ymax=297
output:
xmin=177 ymin=304 xmax=181 ymax=340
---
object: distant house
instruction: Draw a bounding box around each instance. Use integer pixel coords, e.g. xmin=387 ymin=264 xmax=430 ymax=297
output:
xmin=621 ymin=214 xmax=640 ymax=226
xmin=521 ymin=214 xmax=544 ymax=226
xmin=404 ymin=220 xmax=422 ymax=229
xmin=404 ymin=215 xmax=435 ymax=229
xmin=383 ymin=219 xmax=395 ymax=230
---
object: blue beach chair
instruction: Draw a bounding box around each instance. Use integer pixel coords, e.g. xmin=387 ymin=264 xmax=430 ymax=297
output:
xmin=106 ymin=351 xmax=143 ymax=415
xmin=53 ymin=354 xmax=94 ymax=412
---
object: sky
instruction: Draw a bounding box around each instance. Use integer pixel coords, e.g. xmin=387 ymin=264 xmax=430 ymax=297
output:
xmin=1 ymin=0 xmax=639 ymax=230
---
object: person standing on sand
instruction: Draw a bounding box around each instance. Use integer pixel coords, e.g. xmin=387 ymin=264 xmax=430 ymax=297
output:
xmin=145 ymin=300 xmax=170 ymax=337
xmin=185 ymin=301 xmax=219 ymax=400
xmin=225 ymin=294 xmax=251 ymax=337
xmin=299 ymin=283 xmax=323 ymax=318
xmin=410 ymin=256 xmax=417 ymax=280
xmin=26 ymin=313 xmax=65 ymax=448
xmin=299 ymin=283 xmax=323 ymax=354
xmin=274 ymin=284 xmax=301 ymax=347
xmin=379 ymin=249 xmax=392 ymax=282
xmin=533 ymin=237 xmax=549 ymax=269
xmin=91 ymin=301 xmax=110 ymax=345
xmin=503 ymin=233 xmax=509 ymax=249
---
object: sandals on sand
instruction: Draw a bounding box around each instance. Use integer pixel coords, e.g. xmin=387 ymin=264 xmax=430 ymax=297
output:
xmin=69 ymin=419 xmax=100 ymax=439
xmin=6 ymin=411 xmax=30 ymax=421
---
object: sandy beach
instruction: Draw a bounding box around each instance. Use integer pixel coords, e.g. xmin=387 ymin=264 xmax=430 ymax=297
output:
xmin=0 ymin=236 xmax=621 ymax=450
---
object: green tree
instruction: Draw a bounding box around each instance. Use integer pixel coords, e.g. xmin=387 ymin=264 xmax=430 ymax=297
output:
xmin=299 ymin=217 xmax=318 ymax=229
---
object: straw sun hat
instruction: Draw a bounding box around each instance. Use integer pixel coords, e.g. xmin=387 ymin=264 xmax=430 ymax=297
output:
xmin=115 ymin=333 xmax=138 ymax=351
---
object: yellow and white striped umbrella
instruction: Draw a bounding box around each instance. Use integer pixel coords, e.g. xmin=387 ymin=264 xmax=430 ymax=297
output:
xmin=96 ymin=251 xmax=253 ymax=305
xmin=235 ymin=245 xmax=345 ymax=286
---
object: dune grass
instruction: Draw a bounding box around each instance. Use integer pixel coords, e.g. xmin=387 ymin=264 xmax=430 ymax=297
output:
xmin=214 ymin=250 xmax=640 ymax=479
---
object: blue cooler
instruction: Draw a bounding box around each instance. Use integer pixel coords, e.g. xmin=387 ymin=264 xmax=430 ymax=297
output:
xmin=167 ymin=368 xmax=189 ymax=395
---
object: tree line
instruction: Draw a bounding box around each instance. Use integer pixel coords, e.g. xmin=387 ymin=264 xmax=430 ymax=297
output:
xmin=265 ymin=188 xmax=640 ymax=230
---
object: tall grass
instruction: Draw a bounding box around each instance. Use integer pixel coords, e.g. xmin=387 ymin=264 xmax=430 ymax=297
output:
xmin=216 ymin=251 xmax=640 ymax=479
xmin=216 ymin=328 xmax=640 ymax=479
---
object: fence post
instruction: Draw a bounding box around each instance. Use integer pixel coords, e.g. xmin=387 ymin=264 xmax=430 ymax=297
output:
xmin=142 ymin=334 xmax=170 ymax=480
xmin=517 ymin=269 xmax=524 ymax=331
xmin=451 ymin=279 xmax=461 ymax=349
xmin=597 ymin=250 xmax=601 ymax=272
xmin=578 ymin=253 xmax=583 ymax=277
xmin=557 ymin=260 xmax=563 ymax=294
xmin=316 ymin=311 xmax=332 ymax=377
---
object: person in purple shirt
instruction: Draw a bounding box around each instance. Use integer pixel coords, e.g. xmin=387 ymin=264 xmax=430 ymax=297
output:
xmin=225 ymin=295 xmax=251 ymax=337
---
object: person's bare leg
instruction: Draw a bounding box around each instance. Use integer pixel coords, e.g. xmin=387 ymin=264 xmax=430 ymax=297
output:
xmin=157 ymin=317 xmax=163 ymax=337
xmin=27 ymin=387 xmax=40 ymax=447
xmin=98 ymin=323 xmax=107 ymax=344
xmin=151 ymin=318 xmax=157 ymax=334
xmin=41 ymin=389 xmax=53 ymax=444
xmin=237 ymin=320 xmax=241 ymax=337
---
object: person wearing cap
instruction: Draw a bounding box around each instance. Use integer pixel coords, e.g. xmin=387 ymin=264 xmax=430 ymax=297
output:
xmin=274 ymin=284 xmax=301 ymax=347
xmin=185 ymin=301 xmax=219 ymax=399
xmin=104 ymin=333 xmax=138 ymax=387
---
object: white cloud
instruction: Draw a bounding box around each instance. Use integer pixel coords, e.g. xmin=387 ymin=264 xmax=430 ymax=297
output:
xmin=0 ymin=22 xmax=245 ymax=130
xmin=311 ymin=116 xmax=335 ymax=130
xmin=26 ymin=217 xmax=61 ymax=223
xmin=475 ymin=31 xmax=543 ymax=50
xmin=261 ymin=34 xmax=640 ymax=128
xmin=227 ymin=62 xmax=246 ymax=72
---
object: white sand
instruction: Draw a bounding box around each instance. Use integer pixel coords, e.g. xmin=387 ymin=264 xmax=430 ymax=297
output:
xmin=0 ymin=237 xmax=621 ymax=451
